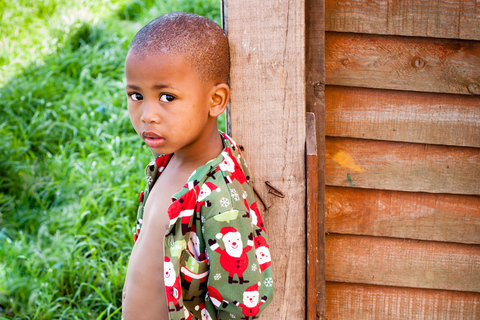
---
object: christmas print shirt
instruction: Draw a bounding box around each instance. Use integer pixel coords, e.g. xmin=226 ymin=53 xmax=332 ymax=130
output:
xmin=134 ymin=132 xmax=273 ymax=320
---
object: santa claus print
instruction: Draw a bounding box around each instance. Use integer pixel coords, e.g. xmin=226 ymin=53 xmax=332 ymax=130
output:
xmin=197 ymin=182 xmax=221 ymax=205
xmin=164 ymin=257 xmax=183 ymax=312
xmin=221 ymin=132 xmax=239 ymax=152
xmin=242 ymin=195 xmax=265 ymax=235
xmin=207 ymin=285 xmax=230 ymax=309
xmin=233 ymin=282 xmax=267 ymax=320
xmin=187 ymin=224 xmax=205 ymax=261
xmin=167 ymin=190 xmax=196 ymax=236
xmin=167 ymin=182 xmax=220 ymax=237
xmin=208 ymin=227 xmax=253 ymax=284
xmin=195 ymin=302 xmax=213 ymax=320
xmin=183 ymin=306 xmax=194 ymax=320
xmin=218 ymin=147 xmax=249 ymax=185
xmin=254 ymin=235 xmax=271 ymax=272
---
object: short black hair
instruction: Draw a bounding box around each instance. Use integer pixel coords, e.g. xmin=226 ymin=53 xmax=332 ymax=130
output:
xmin=127 ymin=12 xmax=230 ymax=84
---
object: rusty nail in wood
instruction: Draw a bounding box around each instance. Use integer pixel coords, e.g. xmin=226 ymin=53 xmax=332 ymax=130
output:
xmin=253 ymin=186 xmax=267 ymax=210
xmin=265 ymin=181 xmax=285 ymax=198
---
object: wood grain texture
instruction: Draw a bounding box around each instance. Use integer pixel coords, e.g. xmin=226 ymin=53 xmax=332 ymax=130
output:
xmin=225 ymin=1 xmax=306 ymax=318
xmin=325 ymin=86 xmax=480 ymax=147
xmin=305 ymin=0 xmax=326 ymax=318
xmin=325 ymin=186 xmax=480 ymax=244
xmin=306 ymin=113 xmax=318 ymax=320
xmin=326 ymin=282 xmax=480 ymax=320
xmin=325 ymin=32 xmax=480 ymax=95
xmin=325 ymin=137 xmax=480 ymax=195
xmin=325 ymin=0 xmax=480 ymax=40
xmin=325 ymin=234 xmax=480 ymax=292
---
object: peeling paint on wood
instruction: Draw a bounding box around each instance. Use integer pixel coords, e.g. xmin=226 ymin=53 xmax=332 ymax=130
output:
xmin=326 ymin=137 xmax=480 ymax=195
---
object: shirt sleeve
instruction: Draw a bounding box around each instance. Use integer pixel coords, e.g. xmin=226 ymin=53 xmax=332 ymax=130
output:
xmin=203 ymin=209 xmax=274 ymax=319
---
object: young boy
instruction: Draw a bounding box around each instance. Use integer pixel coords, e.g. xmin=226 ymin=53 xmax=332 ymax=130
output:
xmin=122 ymin=12 xmax=273 ymax=320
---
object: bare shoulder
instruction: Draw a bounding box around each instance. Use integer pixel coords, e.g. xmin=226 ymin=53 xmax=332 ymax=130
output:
xmin=123 ymin=161 xmax=190 ymax=319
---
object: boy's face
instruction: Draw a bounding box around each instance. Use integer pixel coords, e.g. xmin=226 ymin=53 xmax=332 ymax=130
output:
xmin=125 ymin=52 xmax=215 ymax=156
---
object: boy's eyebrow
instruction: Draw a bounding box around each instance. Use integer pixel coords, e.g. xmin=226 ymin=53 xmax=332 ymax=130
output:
xmin=125 ymin=84 xmax=177 ymax=90
xmin=152 ymin=84 xmax=176 ymax=90
xmin=125 ymin=84 xmax=141 ymax=90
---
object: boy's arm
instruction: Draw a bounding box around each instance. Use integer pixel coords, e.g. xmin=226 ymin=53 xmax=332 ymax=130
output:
xmin=203 ymin=209 xmax=273 ymax=318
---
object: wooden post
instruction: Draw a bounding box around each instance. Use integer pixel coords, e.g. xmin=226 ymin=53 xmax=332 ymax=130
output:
xmin=306 ymin=112 xmax=319 ymax=320
xmin=305 ymin=0 xmax=326 ymax=319
xmin=224 ymin=0 xmax=307 ymax=318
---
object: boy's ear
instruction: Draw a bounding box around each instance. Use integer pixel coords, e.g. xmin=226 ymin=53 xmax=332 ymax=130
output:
xmin=209 ymin=84 xmax=230 ymax=117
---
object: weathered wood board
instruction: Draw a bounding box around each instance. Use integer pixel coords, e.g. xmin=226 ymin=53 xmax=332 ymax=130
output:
xmin=326 ymin=282 xmax=480 ymax=319
xmin=325 ymin=86 xmax=480 ymax=147
xmin=325 ymin=234 xmax=480 ymax=292
xmin=325 ymin=0 xmax=480 ymax=40
xmin=325 ymin=186 xmax=480 ymax=244
xmin=325 ymin=137 xmax=480 ymax=195
xmin=325 ymin=32 xmax=480 ymax=95
xmin=225 ymin=0 xmax=306 ymax=318
xmin=305 ymin=0 xmax=326 ymax=318
xmin=306 ymin=113 xmax=318 ymax=320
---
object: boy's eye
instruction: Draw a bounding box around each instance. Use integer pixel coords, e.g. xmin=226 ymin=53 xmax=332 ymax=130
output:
xmin=160 ymin=94 xmax=175 ymax=102
xmin=130 ymin=93 xmax=143 ymax=101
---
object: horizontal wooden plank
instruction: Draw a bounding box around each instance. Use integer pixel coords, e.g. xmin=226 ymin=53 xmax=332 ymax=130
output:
xmin=325 ymin=186 xmax=480 ymax=244
xmin=325 ymin=0 xmax=480 ymax=40
xmin=325 ymin=32 xmax=480 ymax=95
xmin=325 ymin=234 xmax=480 ymax=292
xmin=326 ymin=282 xmax=480 ymax=320
xmin=325 ymin=86 xmax=480 ymax=147
xmin=325 ymin=137 xmax=480 ymax=195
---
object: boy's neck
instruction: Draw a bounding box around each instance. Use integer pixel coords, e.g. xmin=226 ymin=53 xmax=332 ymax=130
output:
xmin=169 ymin=125 xmax=223 ymax=170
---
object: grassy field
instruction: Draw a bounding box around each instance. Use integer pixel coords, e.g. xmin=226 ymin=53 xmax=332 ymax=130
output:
xmin=0 ymin=0 xmax=222 ymax=318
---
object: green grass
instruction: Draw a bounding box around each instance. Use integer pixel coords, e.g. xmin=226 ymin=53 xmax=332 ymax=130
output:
xmin=0 ymin=0 xmax=222 ymax=318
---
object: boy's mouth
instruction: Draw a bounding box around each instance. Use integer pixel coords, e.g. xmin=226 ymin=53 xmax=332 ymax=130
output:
xmin=142 ymin=131 xmax=165 ymax=148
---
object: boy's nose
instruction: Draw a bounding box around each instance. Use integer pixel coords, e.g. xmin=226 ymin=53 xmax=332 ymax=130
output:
xmin=141 ymin=101 xmax=161 ymax=124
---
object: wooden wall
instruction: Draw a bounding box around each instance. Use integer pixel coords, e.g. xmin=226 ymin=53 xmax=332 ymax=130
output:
xmin=323 ymin=0 xmax=480 ymax=318
xmin=224 ymin=0 xmax=307 ymax=319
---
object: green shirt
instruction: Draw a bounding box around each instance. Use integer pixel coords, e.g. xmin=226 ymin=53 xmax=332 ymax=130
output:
xmin=134 ymin=132 xmax=273 ymax=320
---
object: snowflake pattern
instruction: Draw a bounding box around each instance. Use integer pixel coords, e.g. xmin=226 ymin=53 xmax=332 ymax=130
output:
xmin=264 ymin=277 xmax=273 ymax=287
xmin=251 ymin=263 xmax=257 ymax=272
xmin=214 ymin=273 xmax=222 ymax=281
xmin=229 ymin=314 xmax=236 ymax=319
xmin=242 ymin=191 xmax=248 ymax=199
xmin=220 ymin=197 xmax=230 ymax=208
xmin=231 ymin=189 xmax=240 ymax=202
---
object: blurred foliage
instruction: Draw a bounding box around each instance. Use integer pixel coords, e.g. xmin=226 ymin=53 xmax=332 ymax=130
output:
xmin=0 ymin=0 xmax=222 ymax=318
